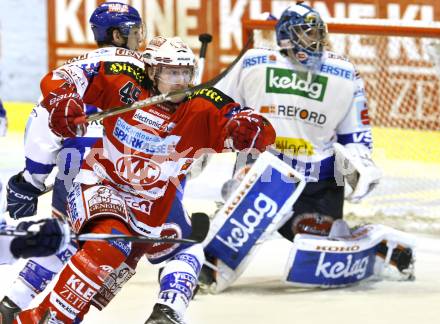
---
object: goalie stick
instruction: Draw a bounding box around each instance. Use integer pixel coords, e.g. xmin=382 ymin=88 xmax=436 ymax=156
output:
xmin=73 ymin=33 xmax=253 ymax=125
xmin=0 ymin=212 xmax=210 ymax=245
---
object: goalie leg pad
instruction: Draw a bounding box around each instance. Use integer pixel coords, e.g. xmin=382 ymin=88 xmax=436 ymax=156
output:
xmin=284 ymin=223 xmax=416 ymax=287
xmin=203 ymin=151 xmax=306 ymax=292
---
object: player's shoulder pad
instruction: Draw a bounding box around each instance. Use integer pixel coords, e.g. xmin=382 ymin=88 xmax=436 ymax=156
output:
xmin=102 ymin=48 xmax=146 ymax=85
xmin=186 ymin=86 xmax=235 ymax=109
xmin=320 ymin=51 xmax=359 ymax=81
xmin=241 ymin=48 xmax=279 ymax=69
xmin=103 ymin=61 xmax=147 ymax=87
xmin=63 ymin=47 xmax=141 ymax=66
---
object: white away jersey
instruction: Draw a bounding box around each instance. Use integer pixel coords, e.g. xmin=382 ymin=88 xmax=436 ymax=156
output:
xmin=216 ymin=48 xmax=372 ymax=180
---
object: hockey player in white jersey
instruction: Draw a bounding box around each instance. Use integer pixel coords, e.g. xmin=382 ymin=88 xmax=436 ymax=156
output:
xmin=200 ymin=3 xmax=414 ymax=292
xmin=0 ymin=2 xmax=145 ymax=322
xmin=0 ymin=217 xmax=70 ymax=266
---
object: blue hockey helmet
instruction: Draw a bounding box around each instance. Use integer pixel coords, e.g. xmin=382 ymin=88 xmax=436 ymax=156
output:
xmin=275 ymin=3 xmax=327 ymax=68
xmin=89 ymin=2 xmax=142 ymax=44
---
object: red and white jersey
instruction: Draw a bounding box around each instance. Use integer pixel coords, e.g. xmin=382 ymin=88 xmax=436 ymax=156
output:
xmin=42 ymin=48 xmax=241 ymax=235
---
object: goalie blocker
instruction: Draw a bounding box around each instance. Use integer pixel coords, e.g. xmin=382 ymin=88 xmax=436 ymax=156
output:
xmin=203 ymin=151 xmax=306 ymax=293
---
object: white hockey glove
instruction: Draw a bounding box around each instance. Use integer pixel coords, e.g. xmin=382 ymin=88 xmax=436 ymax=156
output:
xmin=333 ymin=142 xmax=382 ymax=203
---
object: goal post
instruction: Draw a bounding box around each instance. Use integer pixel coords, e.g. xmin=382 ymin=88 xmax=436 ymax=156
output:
xmin=241 ymin=18 xmax=440 ymax=233
xmin=243 ymin=19 xmax=440 ymax=42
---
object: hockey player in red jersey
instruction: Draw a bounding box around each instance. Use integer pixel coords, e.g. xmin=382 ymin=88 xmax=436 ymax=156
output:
xmin=1 ymin=3 xmax=146 ymax=323
xmin=16 ymin=35 xmax=275 ymax=323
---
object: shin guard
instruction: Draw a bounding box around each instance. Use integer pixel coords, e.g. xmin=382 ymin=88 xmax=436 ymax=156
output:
xmin=16 ymin=219 xmax=132 ymax=323
xmin=157 ymin=244 xmax=205 ymax=317
xmin=8 ymin=240 xmax=77 ymax=310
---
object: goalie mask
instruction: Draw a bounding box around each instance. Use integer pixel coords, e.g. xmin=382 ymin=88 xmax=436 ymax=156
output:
xmin=276 ymin=3 xmax=327 ymax=70
xmin=143 ymin=36 xmax=196 ymax=103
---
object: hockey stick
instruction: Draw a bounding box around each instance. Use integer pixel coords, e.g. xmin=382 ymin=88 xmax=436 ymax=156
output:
xmin=0 ymin=212 xmax=210 ymax=245
xmin=74 ymin=33 xmax=253 ymax=125
xmin=193 ymin=33 xmax=213 ymax=85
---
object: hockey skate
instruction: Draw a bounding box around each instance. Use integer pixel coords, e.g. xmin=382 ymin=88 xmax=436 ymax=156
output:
xmin=145 ymin=303 xmax=185 ymax=324
xmin=0 ymin=296 xmax=21 ymax=324
xmin=39 ymin=309 xmax=64 ymax=324
xmin=196 ymin=255 xmax=218 ymax=295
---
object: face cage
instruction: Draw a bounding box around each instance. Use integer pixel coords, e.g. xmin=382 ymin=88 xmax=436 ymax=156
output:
xmin=286 ymin=23 xmax=327 ymax=54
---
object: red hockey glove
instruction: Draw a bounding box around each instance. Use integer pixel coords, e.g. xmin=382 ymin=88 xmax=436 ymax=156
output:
xmin=41 ymin=85 xmax=87 ymax=138
xmin=224 ymin=110 xmax=276 ymax=151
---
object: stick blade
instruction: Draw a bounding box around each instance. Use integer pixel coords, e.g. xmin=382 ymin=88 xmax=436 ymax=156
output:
xmin=188 ymin=212 xmax=210 ymax=243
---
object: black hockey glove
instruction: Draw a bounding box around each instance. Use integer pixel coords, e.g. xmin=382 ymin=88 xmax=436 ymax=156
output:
xmin=10 ymin=219 xmax=66 ymax=259
xmin=7 ymin=172 xmax=44 ymax=219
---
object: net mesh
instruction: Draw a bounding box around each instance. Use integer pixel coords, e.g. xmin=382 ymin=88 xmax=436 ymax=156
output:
xmin=245 ymin=19 xmax=440 ymax=233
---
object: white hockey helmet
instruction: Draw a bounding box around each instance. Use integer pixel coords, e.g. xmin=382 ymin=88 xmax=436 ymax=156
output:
xmin=143 ymin=36 xmax=196 ymax=67
xmin=143 ymin=36 xmax=196 ymax=97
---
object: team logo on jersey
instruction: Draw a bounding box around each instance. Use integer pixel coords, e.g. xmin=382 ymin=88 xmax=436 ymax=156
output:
xmin=259 ymin=105 xmax=276 ymax=114
xmin=259 ymin=105 xmax=327 ymax=126
xmin=115 ymin=48 xmax=143 ymax=61
xmin=87 ymin=187 xmax=127 ymax=218
xmin=275 ymin=137 xmax=314 ymax=156
xmin=320 ymin=64 xmax=353 ymax=80
xmin=266 ymin=67 xmax=328 ymax=101
xmin=187 ymin=87 xmax=234 ymax=109
xmin=113 ymin=118 xmax=180 ymax=155
xmin=357 ymin=101 xmax=370 ymax=125
xmin=133 ymin=109 xmax=165 ymax=130
xmin=115 ymin=155 xmax=162 ymax=186
xmin=242 ymin=54 xmax=276 ymax=68
xmin=351 ymin=130 xmax=372 ymax=147
xmin=104 ymin=62 xmax=145 ymax=84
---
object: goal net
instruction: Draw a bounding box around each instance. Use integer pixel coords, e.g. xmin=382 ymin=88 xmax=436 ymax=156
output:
xmin=242 ymin=18 xmax=440 ymax=234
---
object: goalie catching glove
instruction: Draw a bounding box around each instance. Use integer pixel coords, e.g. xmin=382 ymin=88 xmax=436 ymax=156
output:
xmin=41 ymin=84 xmax=87 ymax=137
xmin=333 ymin=142 xmax=382 ymax=203
xmin=223 ymin=109 xmax=276 ymax=151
